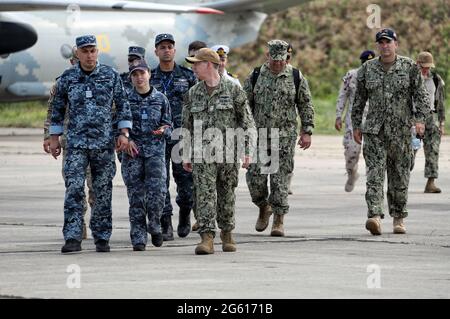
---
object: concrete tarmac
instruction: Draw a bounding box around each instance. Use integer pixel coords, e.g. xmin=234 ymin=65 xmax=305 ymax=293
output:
xmin=0 ymin=129 xmax=449 ymax=299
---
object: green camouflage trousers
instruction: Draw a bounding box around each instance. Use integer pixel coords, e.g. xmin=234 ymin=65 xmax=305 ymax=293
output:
xmin=246 ymin=136 xmax=296 ymax=215
xmin=423 ymin=113 xmax=441 ymax=178
xmin=192 ymin=163 xmax=239 ymax=235
xmin=363 ymin=126 xmax=412 ymax=219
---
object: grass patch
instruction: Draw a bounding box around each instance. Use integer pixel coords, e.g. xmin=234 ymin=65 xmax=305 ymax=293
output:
xmin=0 ymin=101 xmax=47 ymax=128
xmin=0 ymin=97 xmax=448 ymax=135
xmin=313 ymin=95 xmax=339 ymax=135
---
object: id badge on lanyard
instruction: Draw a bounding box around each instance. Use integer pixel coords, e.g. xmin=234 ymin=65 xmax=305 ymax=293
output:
xmin=85 ymin=87 xmax=93 ymax=99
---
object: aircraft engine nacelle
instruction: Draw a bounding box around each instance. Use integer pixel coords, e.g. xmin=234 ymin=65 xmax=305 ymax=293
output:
xmin=0 ymin=21 xmax=38 ymax=55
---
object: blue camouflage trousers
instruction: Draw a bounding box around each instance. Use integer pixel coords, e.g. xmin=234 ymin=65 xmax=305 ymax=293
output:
xmin=163 ymin=141 xmax=193 ymax=216
xmin=63 ymin=148 xmax=116 ymax=242
xmin=122 ymin=154 xmax=166 ymax=246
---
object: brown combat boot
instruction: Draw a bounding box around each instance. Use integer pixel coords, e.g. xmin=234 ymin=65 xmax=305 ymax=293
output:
xmin=270 ymin=214 xmax=285 ymax=237
xmin=192 ymin=221 xmax=199 ymax=232
xmin=195 ymin=232 xmax=214 ymax=255
xmin=255 ymin=204 xmax=272 ymax=232
xmin=82 ymin=223 xmax=87 ymax=240
xmin=424 ymin=178 xmax=441 ymax=193
xmin=365 ymin=216 xmax=382 ymax=235
xmin=220 ymin=230 xmax=236 ymax=252
xmin=393 ymin=217 xmax=406 ymax=234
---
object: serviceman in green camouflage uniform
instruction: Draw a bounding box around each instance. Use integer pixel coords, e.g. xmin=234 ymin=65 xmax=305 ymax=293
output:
xmin=413 ymin=52 xmax=446 ymax=193
xmin=243 ymin=40 xmax=314 ymax=237
xmin=43 ymin=46 xmax=93 ymax=240
xmin=183 ymin=48 xmax=255 ymax=255
xmin=352 ymin=28 xmax=431 ymax=235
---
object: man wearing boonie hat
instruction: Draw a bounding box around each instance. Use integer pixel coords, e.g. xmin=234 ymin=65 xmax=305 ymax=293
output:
xmin=243 ymin=39 xmax=315 ymax=238
xmin=49 ymin=35 xmax=132 ymax=254
xmin=335 ymin=49 xmax=375 ymax=193
xmin=150 ymin=33 xmax=197 ymax=241
xmin=183 ymin=48 xmax=256 ymax=255
xmin=121 ymin=59 xmax=172 ymax=251
xmin=411 ymin=51 xmax=445 ymax=193
xmin=211 ymin=44 xmax=241 ymax=87
xmin=352 ymin=28 xmax=431 ymax=236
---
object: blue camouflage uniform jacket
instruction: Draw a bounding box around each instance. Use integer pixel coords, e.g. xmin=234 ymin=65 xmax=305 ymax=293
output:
xmin=128 ymin=87 xmax=172 ymax=158
xmin=150 ymin=64 xmax=196 ymax=132
xmin=50 ymin=62 xmax=132 ymax=149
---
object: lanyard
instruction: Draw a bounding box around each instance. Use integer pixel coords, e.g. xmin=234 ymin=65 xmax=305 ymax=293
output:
xmin=161 ymin=72 xmax=173 ymax=95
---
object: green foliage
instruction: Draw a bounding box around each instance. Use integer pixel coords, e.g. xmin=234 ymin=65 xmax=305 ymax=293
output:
xmin=229 ymin=0 xmax=450 ymax=98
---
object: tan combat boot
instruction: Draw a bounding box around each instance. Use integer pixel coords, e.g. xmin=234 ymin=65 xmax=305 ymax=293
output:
xmin=220 ymin=230 xmax=236 ymax=252
xmin=270 ymin=214 xmax=285 ymax=237
xmin=424 ymin=178 xmax=441 ymax=193
xmin=195 ymin=232 xmax=214 ymax=255
xmin=82 ymin=223 xmax=87 ymax=240
xmin=255 ymin=204 xmax=272 ymax=232
xmin=345 ymin=167 xmax=359 ymax=192
xmin=393 ymin=217 xmax=406 ymax=234
xmin=192 ymin=221 xmax=199 ymax=232
xmin=365 ymin=216 xmax=382 ymax=235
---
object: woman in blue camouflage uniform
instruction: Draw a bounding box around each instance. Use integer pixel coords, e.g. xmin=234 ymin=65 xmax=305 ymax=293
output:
xmin=122 ymin=60 xmax=172 ymax=251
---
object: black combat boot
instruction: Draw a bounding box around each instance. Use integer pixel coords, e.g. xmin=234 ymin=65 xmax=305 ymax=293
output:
xmin=95 ymin=239 xmax=110 ymax=252
xmin=61 ymin=239 xmax=81 ymax=253
xmin=177 ymin=206 xmax=191 ymax=238
xmin=161 ymin=215 xmax=174 ymax=241
xmin=151 ymin=233 xmax=163 ymax=247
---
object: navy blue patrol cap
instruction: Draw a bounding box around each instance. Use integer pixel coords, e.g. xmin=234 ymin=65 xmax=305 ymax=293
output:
xmin=128 ymin=46 xmax=145 ymax=58
xmin=129 ymin=59 xmax=149 ymax=75
xmin=155 ymin=33 xmax=175 ymax=47
xmin=375 ymin=28 xmax=397 ymax=42
xmin=359 ymin=50 xmax=375 ymax=63
xmin=76 ymin=35 xmax=97 ymax=48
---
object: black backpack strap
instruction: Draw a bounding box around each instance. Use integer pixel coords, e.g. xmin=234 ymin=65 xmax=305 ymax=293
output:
xmin=292 ymin=68 xmax=300 ymax=103
xmin=250 ymin=66 xmax=261 ymax=113
xmin=251 ymin=66 xmax=261 ymax=90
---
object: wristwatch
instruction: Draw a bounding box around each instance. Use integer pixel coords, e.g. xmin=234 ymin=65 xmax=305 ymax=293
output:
xmin=120 ymin=131 xmax=130 ymax=138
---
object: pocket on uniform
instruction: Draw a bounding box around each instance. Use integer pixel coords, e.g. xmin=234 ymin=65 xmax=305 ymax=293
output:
xmin=393 ymin=74 xmax=410 ymax=89
xmin=190 ymin=102 xmax=206 ymax=113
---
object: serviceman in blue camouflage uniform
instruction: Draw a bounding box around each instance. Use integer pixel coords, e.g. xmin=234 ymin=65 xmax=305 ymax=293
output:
xmin=352 ymin=28 xmax=430 ymax=235
xmin=243 ymin=40 xmax=315 ymax=237
xmin=335 ymin=50 xmax=375 ymax=192
xmin=151 ymin=33 xmax=197 ymax=241
xmin=43 ymin=47 xmax=94 ymax=240
xmin=412 ymin=51 xmax=446 ymax=193
xmin=121 ymin=59 xmax=172 ymax=251
xmin=183 ymin=48 xmax=256 ymax=255
xmin=120 ymin=46 xmax=146 ymax=94
xmin=49 ymin=35 xmax=132 ymax=253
